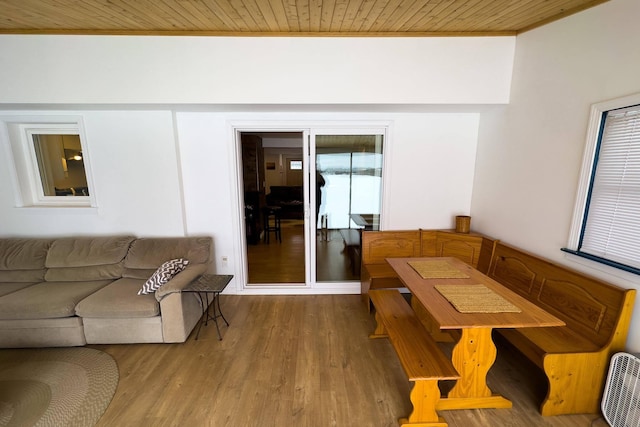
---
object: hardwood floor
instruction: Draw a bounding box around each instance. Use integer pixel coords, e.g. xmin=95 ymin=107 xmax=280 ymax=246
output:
xmin=247 ymin=220 xmax=306 ymax=283
xmin=247 ymin=220 xmax=359 ymax=284
xmin=93 ymin=295 xmax=608 ymax=427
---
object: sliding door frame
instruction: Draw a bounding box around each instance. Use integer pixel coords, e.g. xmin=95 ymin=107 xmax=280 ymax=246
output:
xmin=230 ymin=119 xmax=392 ymax=295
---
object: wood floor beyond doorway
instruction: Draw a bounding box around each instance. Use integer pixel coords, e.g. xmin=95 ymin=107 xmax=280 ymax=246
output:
xmin=247 ymin=220 xmax=359 ymax=284
xmin=93 ymin=295 xmax=607 ymax=427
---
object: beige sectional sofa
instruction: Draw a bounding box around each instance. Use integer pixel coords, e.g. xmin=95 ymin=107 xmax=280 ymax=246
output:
xmin=0 ymin=235 xmax=213 ymax=348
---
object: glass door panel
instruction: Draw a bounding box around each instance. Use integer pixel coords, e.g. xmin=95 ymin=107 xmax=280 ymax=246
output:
xmin=312 ymin=133 xmax=384 ymax=284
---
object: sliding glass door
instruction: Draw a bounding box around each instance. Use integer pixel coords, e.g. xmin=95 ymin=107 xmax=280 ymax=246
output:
xmin=237 ymin=125 xmax=386 ymax=290
xmin=310 ymin=131 xmax=385 ymax=285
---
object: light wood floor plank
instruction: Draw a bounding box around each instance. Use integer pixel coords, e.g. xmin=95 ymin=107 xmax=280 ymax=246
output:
xmin=247 ymin=221 xmax=359 ymax=284
xmin=93 ymin=295 xmax=608 ymax=427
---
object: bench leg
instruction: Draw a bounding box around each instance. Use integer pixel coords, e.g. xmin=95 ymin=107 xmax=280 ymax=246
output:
xmin=369 ymin=312 xmax=388 ymax=338
xmin=399 ymin=380 xmax=448 ymax=427
xmin=541 ymin=352 xmax=606 ymax=416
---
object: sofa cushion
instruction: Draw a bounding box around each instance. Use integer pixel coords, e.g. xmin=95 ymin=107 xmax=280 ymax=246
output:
xmin=45 ymin=236 xmax=135 ymax=282
xmin=0 ymin=281 xmax=112 ymax=320
xmin=138 ymin=258 xmax=189 ymax=295
xmin=45 ymin=262 xmax=125 ymax=282
xmin=0 ymin=270 xmax=45 ymax=283
xmin=76 ymin=278 xmax=160 ymax=318
xmin=46 ymin=235 xmax=135 ymax=267
xmin=0 ymin=282 xmax=38 ymax=297
xmin=0 ymin=239 xmax=52 ymax=282
xmin=123 ymin=237 xmax=211 ymax=279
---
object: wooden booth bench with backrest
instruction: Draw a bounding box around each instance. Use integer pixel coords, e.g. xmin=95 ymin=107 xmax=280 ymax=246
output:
xmin=369 ymin=288 xmax=459 ymax=427
xmin=486 ymin=242 xmax=636 ymax=416
xmin=360 ymin=229 xmax=497 ymax=311
xmin=362 ymin=229 xmax=636 ymax=416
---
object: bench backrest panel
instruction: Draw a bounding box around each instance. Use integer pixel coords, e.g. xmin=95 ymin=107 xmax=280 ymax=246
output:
xmin=420 ymin=230 xmax=494 ymax=272
xmin=438 ymin=232 xmax=482 ymax=266
xmin=361 ymin=229 xmax=495 ymax=272
xmin=488 ymin=242 xmax=635 ymax=348
xmin=361 ymin=231 xmax=421 ymax=264
xmin=477 ymin=236 xmax=498 ymax=274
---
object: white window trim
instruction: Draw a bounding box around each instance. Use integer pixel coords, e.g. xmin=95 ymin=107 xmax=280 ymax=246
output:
xmin=565 ymin=92 xmax=640 ymax=269
xmin=2 ymin=116 xmax=97 ymax=208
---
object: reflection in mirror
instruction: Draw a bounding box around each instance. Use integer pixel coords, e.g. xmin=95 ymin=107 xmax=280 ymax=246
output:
xmin=32 ymin=134 xmax=89 ymax=197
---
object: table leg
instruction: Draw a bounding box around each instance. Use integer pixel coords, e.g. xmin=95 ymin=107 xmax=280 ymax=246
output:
xmin=194 ymin=292 xmax=227 ymax=341
xmin=436 ymin=327 xmax=512 ymax=410
xmin=211 ymin=292 xmax=230 ymax=340
xmin=193 ymin=292 xmax=209 ymax=340
xmin=214 ymin=291 xmax=229 ymax=327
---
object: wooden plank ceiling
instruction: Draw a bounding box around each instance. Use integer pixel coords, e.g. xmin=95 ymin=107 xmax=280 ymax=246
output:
xmin=0 ymin=0 xmax=608 ymax=36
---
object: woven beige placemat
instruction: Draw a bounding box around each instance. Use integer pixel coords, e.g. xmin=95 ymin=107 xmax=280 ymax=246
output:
xmin=408 ymin=260 xmax=470 ymax=279
xmin=435 ymin=284 xmax=522 ymax=313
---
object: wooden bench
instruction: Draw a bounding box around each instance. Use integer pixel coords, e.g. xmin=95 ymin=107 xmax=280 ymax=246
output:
xmin=369 ymin=289 xmax=459 ymax=427
xmin=361 ymin=229 xmax=497 ymax=311
xmin=487 ymin=242 xmax=636 ymax=416
xmin=361 ymin=230 xmax=421 ymax=310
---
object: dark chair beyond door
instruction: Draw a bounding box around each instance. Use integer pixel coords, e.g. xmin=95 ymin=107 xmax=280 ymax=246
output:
xmin=262 ymin=206 xmax=282 ymax=243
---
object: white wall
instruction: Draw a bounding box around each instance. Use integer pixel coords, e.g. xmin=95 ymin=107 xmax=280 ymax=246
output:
xmin=472 ymin=0 xmax=640 ymax=350
xmin=385 ymin=113 xmax=479 ymax=229
xmin=0 ymin=107 xmax=481 ymax=293
xmin=0 ymin=110 xmax=186 ymax=237
xmin=0 ymin=35 xmax=514 ymax=104
xmin=0 ymin=34 xmax=513 ymax=293
xmin=175 ymin=111 xmax=481 ymax=291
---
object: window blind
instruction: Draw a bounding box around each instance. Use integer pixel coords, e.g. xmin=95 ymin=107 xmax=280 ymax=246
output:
xmin=579 ymin=105 xmax=640 ymax=270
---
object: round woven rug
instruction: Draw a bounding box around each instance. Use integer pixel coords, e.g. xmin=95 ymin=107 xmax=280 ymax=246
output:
xmin=0 ymin=347 xmax=118 ymax=427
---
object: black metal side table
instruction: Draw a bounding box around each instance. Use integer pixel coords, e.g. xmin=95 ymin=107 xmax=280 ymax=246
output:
xmin=183 ymin=274 xmax=233 ymax=340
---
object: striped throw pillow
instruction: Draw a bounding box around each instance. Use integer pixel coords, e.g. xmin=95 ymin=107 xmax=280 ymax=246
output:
xmin=138 ymin=258 xmax=189 ymax=295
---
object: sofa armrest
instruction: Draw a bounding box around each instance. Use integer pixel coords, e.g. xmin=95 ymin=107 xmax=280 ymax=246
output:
xmin=155 ymin=264 xmax=208 ymax=301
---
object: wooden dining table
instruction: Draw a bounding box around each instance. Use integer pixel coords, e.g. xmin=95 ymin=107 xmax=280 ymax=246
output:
xmin=386 ymin=257 xmax=565 ymax=411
